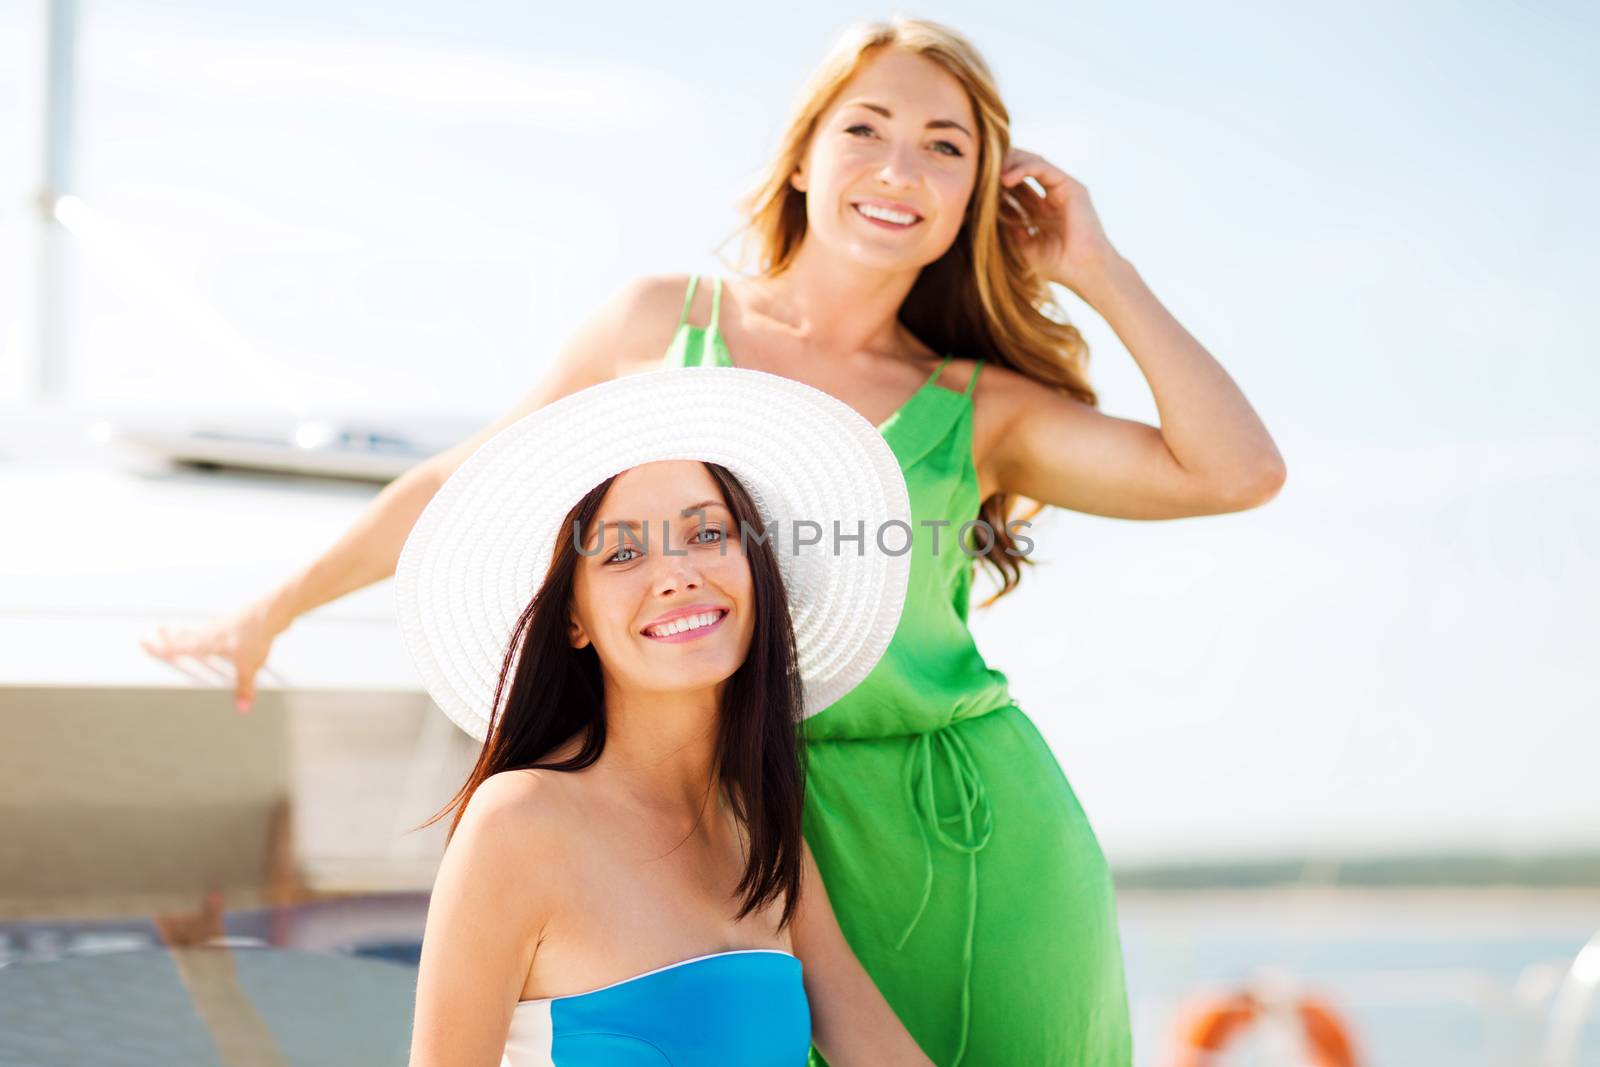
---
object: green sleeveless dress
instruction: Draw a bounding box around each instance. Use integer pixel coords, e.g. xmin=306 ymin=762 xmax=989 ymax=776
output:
xmin=663 ymin=275 xmax=1132 ymax=1067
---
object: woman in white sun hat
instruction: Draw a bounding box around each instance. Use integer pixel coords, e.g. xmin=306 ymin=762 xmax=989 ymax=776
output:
xmin=396 ymin=365 xmax=932 ymax=1066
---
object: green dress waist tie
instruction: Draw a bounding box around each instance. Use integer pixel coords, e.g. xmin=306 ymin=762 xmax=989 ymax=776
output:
xmin=663 ymin=274 xmax=1132 ymax=1067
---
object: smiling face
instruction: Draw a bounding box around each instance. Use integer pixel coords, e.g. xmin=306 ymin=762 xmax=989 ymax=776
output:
xmin=791 ymin=47 xmax=980 ymax=272
xmin=567 ymin=461 xmax=756 ymax=700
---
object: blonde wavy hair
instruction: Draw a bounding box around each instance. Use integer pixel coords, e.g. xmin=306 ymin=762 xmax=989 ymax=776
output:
xmin=721 ymin=15 xmax=1098 ymax=606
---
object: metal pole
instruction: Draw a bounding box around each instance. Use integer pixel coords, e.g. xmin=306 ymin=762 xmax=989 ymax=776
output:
xmin=33 ymin=0 xmax=77 ymax=400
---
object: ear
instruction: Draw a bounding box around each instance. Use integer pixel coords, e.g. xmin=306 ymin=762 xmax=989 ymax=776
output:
xmin=790 ymin=163 xmax=807 ymax=194
xmin=568 ymin=615 xmax=591 ymax=650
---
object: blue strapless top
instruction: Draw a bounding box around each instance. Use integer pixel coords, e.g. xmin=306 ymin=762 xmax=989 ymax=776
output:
xmin=500 ymin=949 xmax=810 ymax=1066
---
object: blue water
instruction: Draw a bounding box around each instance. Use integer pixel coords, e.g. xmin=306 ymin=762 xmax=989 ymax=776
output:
xmin=1 ymin=889 xmax=1595 ymax=1066
xmin=1116 ymin=890 xmax=1600 ymax=1067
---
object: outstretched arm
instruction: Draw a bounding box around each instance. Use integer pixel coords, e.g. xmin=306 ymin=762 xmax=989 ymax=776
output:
xmin=139 ymin=274 xmax=686 ymax=712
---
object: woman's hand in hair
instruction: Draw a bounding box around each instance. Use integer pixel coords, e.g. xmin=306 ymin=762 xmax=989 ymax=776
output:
xmin=999 ymin=149 xmax=1121 ymax=298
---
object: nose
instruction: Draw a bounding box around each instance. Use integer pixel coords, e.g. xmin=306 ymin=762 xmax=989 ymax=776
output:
xmin=651 ymin=552 xmax=703 ymax=597
xmin=875 ymin=139 xmax=920 ymax=190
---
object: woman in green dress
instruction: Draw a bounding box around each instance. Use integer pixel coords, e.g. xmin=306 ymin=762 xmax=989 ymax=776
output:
xmin=654 ymin=21 xmax=1284 ymax=1063
xmin=143 ymin=15 xmax=1285 ymax=1067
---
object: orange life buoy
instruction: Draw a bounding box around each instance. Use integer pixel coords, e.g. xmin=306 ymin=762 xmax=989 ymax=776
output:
xmin=1162 ymin=988 xmax=1360 ymax=1067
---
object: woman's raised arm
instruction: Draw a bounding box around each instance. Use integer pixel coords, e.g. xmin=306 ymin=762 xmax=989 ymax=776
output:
xmin=138 ymin=275 xmax=687 ymax=712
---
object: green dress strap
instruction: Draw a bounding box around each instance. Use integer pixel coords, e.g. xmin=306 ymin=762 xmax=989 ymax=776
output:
xmin=674 ymin=273 xmax=724 ymax=330
xmin=708 ymin=274 xmax=723 ymax=332
xmin=663 ymin=275 xmax=732 ymax=369
xmin=674 ymin=274 xmax=701 ymax=331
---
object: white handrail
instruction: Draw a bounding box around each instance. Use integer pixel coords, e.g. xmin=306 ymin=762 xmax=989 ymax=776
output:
xmin=1545 ymin=927 xmax=1600 ymax=1067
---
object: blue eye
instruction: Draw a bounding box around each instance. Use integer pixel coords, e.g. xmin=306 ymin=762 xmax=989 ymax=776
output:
xmin=605 ymin=526 xmax=720 ymax=564
xmin=846 ymin=123 xmax=962 ymax=158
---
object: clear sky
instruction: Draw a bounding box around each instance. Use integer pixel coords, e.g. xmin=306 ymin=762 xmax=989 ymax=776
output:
xmin=1 ymin=1 xmax=1595 ymax=863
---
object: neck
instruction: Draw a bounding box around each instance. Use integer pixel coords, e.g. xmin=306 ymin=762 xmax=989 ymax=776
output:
xmin=595 ymin=679 xmax=723 ymax=822
xmin=757 ymin=238 xmax=923 ymax=357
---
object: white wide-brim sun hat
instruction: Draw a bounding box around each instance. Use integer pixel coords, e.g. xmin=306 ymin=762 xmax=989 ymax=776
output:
xmin=394 ymin=365 xmax=913 ymax=742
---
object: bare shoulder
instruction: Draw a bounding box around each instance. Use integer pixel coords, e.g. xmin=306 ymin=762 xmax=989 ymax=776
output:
xmin=462 ymin=766 xmax=576 ymax=818
xmin=965 ymin=356 xmax=1046 ymax=401
xmin=453 ymin=768 xmax=580 ymax=866
xmin=963 ymin=358 xmax=1096 ymax=499
xmin=607 ymin=273 xmax=699 ymax=376
xmin=942 ymin=355 xmax=1024 ymax=436
xmin=929 ymin=354 xmax=1020 ymax=400
xmin=968 ymin=357 xmax=1096 ymax=423
xmin=411 ymin=767 xmax=581 ymax=1043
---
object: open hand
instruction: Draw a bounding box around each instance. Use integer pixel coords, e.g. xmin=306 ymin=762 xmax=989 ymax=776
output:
xmin=999 ymin=150 xmax=1120 ymax=297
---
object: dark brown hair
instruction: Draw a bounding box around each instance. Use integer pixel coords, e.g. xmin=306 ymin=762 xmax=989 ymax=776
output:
xmin=412 ymin=463 xmax=807 ymax=927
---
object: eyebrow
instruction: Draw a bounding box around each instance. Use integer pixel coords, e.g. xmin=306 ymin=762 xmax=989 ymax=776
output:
xmin=596 ymin=500 xmax=727 ymax=534
xmin=845 ymin=100 xmax=972 ymax=139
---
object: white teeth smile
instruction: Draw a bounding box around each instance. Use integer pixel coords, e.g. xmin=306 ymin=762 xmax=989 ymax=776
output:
xmin=855 ymin=203 xmax=919 ymax=226
xmin=644 ymin=610 xmax=725 ymax=638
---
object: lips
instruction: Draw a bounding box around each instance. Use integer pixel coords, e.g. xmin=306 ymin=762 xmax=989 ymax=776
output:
xmin=851 ymin=200 xmax=923 ymax=227
xmin=640 ymin=608 xmax=730 ymax=641
xmin=640 ymin=603 xmax=730 ymax=632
